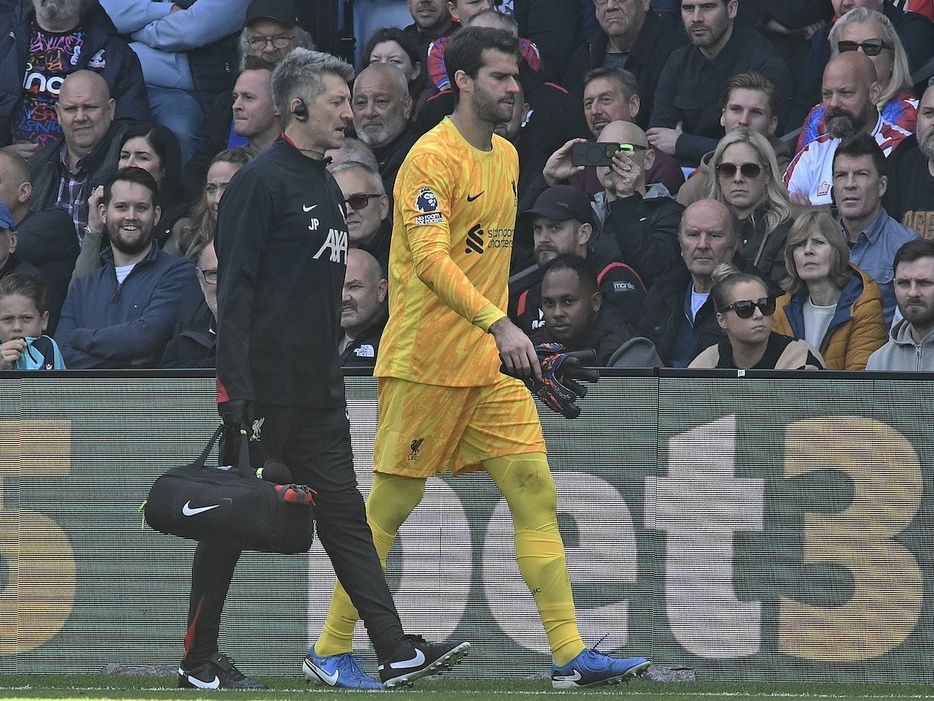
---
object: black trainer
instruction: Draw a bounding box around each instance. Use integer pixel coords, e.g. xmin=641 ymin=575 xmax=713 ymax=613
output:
xmin=177 ymin=652 xmax=267 ymax=690
xmin=378 ymin=634 xmax=470 ymax=688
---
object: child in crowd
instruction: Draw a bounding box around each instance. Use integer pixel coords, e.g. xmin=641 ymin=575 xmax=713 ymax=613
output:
xmin=0 ymin=274 xmax=65 ymax=370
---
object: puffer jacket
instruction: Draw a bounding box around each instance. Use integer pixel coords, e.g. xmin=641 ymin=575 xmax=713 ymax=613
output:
xmin=772 ymin=265 xmax=888 ymax=370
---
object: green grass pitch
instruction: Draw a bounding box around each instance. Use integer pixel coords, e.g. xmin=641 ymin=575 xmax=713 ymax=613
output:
xmin=3 ymin=677 xmax=934 ymax=701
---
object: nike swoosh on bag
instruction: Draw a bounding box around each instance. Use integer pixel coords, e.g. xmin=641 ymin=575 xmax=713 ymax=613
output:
xmin=182 ymin=501 xmax=221 ymax=517
xmin=387 ymin=648 xmax=426 ymax=670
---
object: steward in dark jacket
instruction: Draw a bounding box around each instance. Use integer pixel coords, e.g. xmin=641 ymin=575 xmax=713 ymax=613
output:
xmin=161 ymin=294 xmax=216 ymax=369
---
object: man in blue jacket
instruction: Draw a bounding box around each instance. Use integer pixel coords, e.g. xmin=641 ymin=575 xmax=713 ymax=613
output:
xmin=55 ymin=167 xmax=198 ymax=368
xmin=0 ymin=0 xmax=149 ymax=157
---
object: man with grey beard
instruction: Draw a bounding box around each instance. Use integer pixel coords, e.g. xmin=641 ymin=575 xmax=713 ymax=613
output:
xmin=884 ymin=82 xmax=934 ymax=239
xmin=351 ymin=62 xmax=419 ymax=194
xmin=784 ymin=51 xmax=910 ymax=207
xmin=0 ymin=0 xmax=148 ymax=157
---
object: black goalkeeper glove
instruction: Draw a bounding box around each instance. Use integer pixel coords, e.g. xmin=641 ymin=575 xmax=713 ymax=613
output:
xmin=505 ymin=343 xmax=599 ymax=419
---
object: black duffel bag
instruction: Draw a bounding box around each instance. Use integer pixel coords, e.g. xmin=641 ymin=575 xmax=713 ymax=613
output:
xmin=144 ymin=425 xmax=316 ymax=554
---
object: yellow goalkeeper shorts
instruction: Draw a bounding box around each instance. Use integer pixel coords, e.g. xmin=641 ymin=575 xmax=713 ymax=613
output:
xmin=373 ymin=374 xmax=546 ymax=478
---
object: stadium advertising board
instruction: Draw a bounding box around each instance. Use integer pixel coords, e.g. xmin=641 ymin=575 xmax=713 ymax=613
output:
xmin=1 ymin=374 xmax=931 ymax=681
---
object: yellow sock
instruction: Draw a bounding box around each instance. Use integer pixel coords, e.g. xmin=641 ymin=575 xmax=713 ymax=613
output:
xmin=314 ymin=473 xmax=425 ymax=658
xmin=486 ymin=453 xmax=585 ymax=667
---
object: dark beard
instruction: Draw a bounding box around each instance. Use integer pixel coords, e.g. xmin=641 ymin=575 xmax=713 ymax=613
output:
xmin=919 ymin=131 xmax=934 ymax=164
xmin=825 ymin=110 xmax=861 ymax=139
xmin=472 ymin=93 xmax=513 ymax=131
xmin=108 ymin=225 xmax=154 ymax=257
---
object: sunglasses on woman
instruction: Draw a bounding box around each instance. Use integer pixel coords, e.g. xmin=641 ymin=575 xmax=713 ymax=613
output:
xmin=721 ymin=297 xmax=776 ymax=319
xmin=716 ymin=162 xmax=762 ymax=179
xmin=837 ymin=39 xmax=890 ymax=57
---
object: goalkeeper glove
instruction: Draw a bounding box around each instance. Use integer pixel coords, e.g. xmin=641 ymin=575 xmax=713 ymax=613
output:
xmin=507 ymin=343 xmax=599 ymax=419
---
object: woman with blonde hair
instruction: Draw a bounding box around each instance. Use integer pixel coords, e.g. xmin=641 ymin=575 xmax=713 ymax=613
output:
xmin=796 ymin=8 xmax=916 ymax=151
xmin=690 ymin=264 xmax=824 ymax=370
xmin=771 ymin=210 xmax=888 ymax=370
xmin=707 ymin=128 xmax=793 ymax=286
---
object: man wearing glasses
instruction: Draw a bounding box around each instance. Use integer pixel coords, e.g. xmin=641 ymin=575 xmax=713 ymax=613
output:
xmin=594 ymin=119 xmax=685 ymax=287
xmin=181 ymin=0 xmax=313 ymax=196
xmin=241 ymin=0 xmax=312 ymax=67
xmin=332 ymin=161 xmax=392 ymax=272
xmin=161 ymin=240 xmax=220 ymax=368
xmin=530 ymin=120 xmax=683 ymax=289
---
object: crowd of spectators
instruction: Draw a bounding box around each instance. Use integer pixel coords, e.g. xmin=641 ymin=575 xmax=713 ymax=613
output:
xmin=2 ymin=0 xmax=934 ymax=372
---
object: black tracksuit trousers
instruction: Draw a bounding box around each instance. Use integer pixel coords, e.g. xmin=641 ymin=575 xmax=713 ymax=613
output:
xmin=184 ymin=404 xmax=405 ymax=664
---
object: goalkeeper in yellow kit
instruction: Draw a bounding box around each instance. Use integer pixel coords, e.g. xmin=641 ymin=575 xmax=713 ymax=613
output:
xmin=303 ymin=26 xmax=651 ymax=690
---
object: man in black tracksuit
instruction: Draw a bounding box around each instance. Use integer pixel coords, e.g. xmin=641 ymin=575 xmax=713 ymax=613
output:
xmin=180 ymin=48 xmax=468 ymax=691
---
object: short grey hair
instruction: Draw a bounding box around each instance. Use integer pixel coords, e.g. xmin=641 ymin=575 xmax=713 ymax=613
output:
xmin=330 ymin=161 xmax=385 ymax=195
xmin=353 ymin=62 xmax=409 ymax=101
xmin=271 ymin=48 xmax=354 ymax=125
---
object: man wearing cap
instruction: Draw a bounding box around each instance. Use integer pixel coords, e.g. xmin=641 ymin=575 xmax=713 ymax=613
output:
xmin=182 ymin=0 xmax=315 ymax=197
xmin=509 ymin=184 xmax=645 ymax=336
xmin=240 ymin=0 xmax=313 ymax=67
xmin=100 ymin=0 xmax=252 ymax=163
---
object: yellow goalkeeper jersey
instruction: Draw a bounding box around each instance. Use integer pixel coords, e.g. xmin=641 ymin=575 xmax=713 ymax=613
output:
xmin=374 ymin=117 xmax=518 ymax=387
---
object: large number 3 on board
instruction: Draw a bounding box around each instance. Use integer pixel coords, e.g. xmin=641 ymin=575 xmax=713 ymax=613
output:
xmin=779 ymin=417 xmax=922 ymax=661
